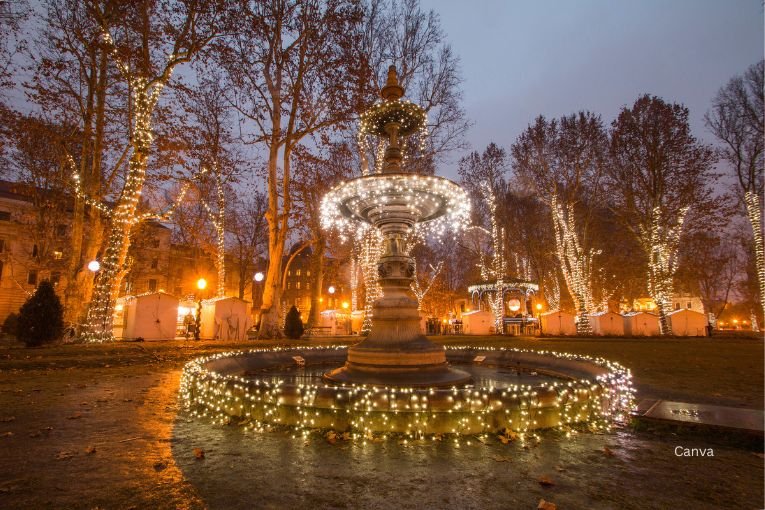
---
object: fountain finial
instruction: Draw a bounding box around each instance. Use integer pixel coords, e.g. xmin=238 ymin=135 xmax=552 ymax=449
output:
xmin=381 ymin=65 xmax=404 ymax=101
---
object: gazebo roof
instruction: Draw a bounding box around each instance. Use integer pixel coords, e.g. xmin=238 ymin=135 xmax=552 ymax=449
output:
xmin=467 ymin=277 xmax=539 ymax=294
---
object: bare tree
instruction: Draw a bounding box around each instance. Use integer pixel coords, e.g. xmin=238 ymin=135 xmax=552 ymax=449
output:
xmin=609 ymin=95 xmax=718 ymax=334
xmin=82 ymin=0 xmax=222 ymax=342
xmin=218 ymin=0 xmax=365 ymax=336
xmin=705 ymin=60 xmax=764 ymax=320
xmin=511 ymin=113 xmax=609 ymax=334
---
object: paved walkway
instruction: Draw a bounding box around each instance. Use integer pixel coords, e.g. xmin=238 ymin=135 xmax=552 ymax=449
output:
xmin=635 ymin=399 xmax=764 ymax=434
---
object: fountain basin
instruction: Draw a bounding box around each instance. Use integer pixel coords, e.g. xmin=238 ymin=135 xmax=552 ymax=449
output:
xmin=180 ymin=346 xmax=634 ymax=437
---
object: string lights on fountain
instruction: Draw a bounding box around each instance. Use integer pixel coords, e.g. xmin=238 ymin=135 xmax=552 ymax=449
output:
xmin=178 ymin=345 xmax=635 ymax=442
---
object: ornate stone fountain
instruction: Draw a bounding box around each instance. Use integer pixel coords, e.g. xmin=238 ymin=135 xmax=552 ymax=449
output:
xmin=322 ymin=67 xmax=471 ymax=387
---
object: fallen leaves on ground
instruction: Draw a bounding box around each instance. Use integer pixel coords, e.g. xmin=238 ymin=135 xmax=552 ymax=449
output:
xmin=491 ymin=455 xmax=510 ymax=462
xmin=153 ymin=460 xmax=168 ymax=471
xmin=193 ymin=448 xmax=205 ymax=460
xmin=538 ymin=475 xmax=555 ymax=487
xmin=2 ymin=431 xmax=13 ymax=437
xmin=55 ymin=451 xmax=74 ymax=460
xmin=0 ymin=416 xmax=15 ymax=422
xmin=498 ymin=428 xmax=518 ymax=445
xmin=85 ymin=446 xmax=96 ymax=455
xmin=67 ymin=413 xmax=82 ymax=420
xmin=537 ymin=499 xmax=557 ymax=510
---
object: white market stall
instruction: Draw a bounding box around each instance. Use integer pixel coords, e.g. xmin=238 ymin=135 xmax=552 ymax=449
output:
xmin=668 ymin=309 xmax=708 ymax=337
xmin=113 ymin=291 xmax=179 ymax=341
xmin=623 ymin=312 xmax=660 ymax=336
xmin=590 ymin=311 xmax=625 ymax=336
xmin=462 ymin=309 xmax=494 ymax=335
xmin=540 ymin=310 xmax=576 ymax=336
xmin=199 ymin=297 xmax=251 ymax=341
xmin=319 ymin=309 xmax=352 ymax=336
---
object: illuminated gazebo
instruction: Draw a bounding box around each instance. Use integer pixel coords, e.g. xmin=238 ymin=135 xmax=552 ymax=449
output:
xmin=467 ymin=277 xmax=540 ymax=334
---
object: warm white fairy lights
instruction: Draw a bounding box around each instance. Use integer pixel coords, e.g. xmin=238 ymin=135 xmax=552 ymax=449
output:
xmin=198 ymin=164 xmax=227 ymax=298
xmin=550 ymin=194 xmax=597 ymax=335
xmin=744 ymin=191 xmax=765 ymax=322
xmin=411 ymin=259 xmax=443 ymax=311
xmin=82 ymin=28 xmax=186 ymax=343
xmin=645 ymin=206 xmax=689 ymax=335
xmin=359 ymin=229 xmax=383 ymax=334
xmin=179 ymin=345 xmax=635 ymax=443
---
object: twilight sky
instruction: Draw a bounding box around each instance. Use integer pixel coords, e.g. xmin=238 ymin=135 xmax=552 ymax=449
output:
xmin=421 ymin=0 xmax=764 ymax=178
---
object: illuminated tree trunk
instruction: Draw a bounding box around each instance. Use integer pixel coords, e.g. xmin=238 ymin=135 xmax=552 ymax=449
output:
xmin=551 ymin=195 xmax=594 ymax=335
xmin=350 ymin=250 xmax=358 ymax=312
xmin=744 ymin=191 xmax=765 ymax=321
xmin=83 ymin=81 xmax=160 ymax=342
xmin=645 ymin=207 xmax=688 ymax=335
xmin=360 ymin=228 xmax=383 ymax=334
xmin=410 ymin=259 xmax=443 ymax=311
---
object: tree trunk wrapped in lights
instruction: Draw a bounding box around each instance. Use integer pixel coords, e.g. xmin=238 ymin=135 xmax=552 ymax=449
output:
xmin=199 ymin=164 xmax=227 ymax=298
xmin=359 ymin=228 xmax=383 ymax=335
xmin=645 ymin=206 xmax=689 ymax=335
xmin=82 ymin=4 xmax=219 ymax=341
xmin=83 ymin=78 xmax=164 ymax=343
xmin=706 ymin=61 xmax=764 ymax=325
xmin=551 ymin=194 xmax=596 ymax=335
xmin=411 ymin=259 xmax=443 ymax=311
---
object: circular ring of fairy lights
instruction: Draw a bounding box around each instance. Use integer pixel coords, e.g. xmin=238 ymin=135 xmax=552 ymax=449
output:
xmin=321 ymin=173 xmax=471 ymax=237
xmin=360 ymin=99 xmax=427 ymax=137
xmin=180 ymin=346 xmax=634 ymax=441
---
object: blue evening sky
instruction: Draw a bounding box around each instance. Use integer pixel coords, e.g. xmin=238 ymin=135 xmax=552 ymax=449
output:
xmin=420 ymin=0 xmax=764 ymax=178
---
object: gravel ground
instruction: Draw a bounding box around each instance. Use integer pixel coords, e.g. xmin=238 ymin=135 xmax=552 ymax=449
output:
xmin=0 ymin=335 xmax=762 ymax=509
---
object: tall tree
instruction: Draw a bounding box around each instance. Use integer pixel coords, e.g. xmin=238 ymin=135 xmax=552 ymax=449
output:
xmin=82 ymin=0 xmax=222 ymax=342
xmin=511 ymin=113 xmax=609 ymax=334
xmin=609 ymin=95 xmax=718 ymax=334
xmin=27 ymin=0 xmax=128 ymax=325
xmin=705 ymin=60 xmax=764 ymax=320
xmin=218 ymin=0 xmax=365 ymax=336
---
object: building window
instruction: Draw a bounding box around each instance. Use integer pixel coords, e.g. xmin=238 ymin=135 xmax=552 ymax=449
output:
xmin=27 ymin=270 xmax=37 ymax=286
xmin=687 ymin=302 xmax=692 ymax=309
xmin=52 ymin=250 xmax=63 ymax=260
xmin=306 ymin=282 xmax=310 ymax=290
xmin=674 ymin=303 xmax=680 ymax=310
xmin=288 ymin=270 xmax=291 ymax=276
xmin=0 ymin=211 xmax=10 ymax=221
xmin=296 ymin=269 xmax=301 ymax=276
xmin=287 ymin=282 xmax=291 ymax=290
xmin=0 ymin=239 xmax=5 ymax=253
xmin=32 ymin=244 xmax=38 ymax=258
xmin=51 ymin=271 xmax=61 ymax=285
xmin=306 ymin=270 xmax=311 ymax=277
xmin=296 ymin=282 xmax=301 ymax=290
xmin=151 ymin=258 xmax=159 ymax=269
xmin=148 ymin=279 xmax=157 ymax=292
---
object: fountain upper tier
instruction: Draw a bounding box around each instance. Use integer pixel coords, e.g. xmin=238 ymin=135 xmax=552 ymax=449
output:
xmin=322 ymin=173 xmax=469 ymax=229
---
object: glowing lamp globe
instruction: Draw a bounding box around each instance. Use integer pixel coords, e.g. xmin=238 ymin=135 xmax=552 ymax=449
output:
xmin=87 ymin=260 xmax=101 ymax=272
xmin=254 ymin=272 xmax=264 ymax=282
xmin=197 ymin=278 xmax=207 ymax=291
xmin=328 ymin=286 xmax=336 ymax=295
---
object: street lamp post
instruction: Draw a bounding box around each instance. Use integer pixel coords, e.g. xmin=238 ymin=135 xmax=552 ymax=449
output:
xmin=536 ymin=303 xmax=543 ymax=335
xmin=195 ymin=278 xmax=207 ymax=340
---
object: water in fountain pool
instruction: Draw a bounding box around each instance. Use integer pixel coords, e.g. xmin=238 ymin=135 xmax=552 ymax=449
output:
xmin=244 ymin=363 xmax=563 ymax=388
